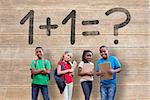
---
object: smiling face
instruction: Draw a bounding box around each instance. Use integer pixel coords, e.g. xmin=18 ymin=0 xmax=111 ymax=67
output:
xmin=35 ymin=48 xmax=43 ymax=59
xmin=84 ymin=52 xmax=93 ymax=62
xmin=63 ymin=52 xmax=72 ymax=62
xmin=99 ymin=47 xmax=109 ymax=60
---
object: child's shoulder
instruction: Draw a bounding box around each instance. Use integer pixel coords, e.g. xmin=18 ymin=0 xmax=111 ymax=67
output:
xmin=89 ymin=62 xmax=94 ymax=65
xmin=109 ymin=55 xmax=118 ymax=60
xmin=31 ymin=59 xmax=36 ymax=62
xmin=44 ymin=59 xmax=50 ymax=62
xmin=98 ymin=58 xmax=103 ymax=62
xmin=58 ymin=60 xmax=63 ymax=65
xmin=78 ymin=61 xmax=84 ymax=67
xmin=79 ymin=61 xmax=84 ymax=64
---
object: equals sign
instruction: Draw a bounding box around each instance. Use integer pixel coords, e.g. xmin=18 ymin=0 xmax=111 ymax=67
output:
xmin=82 ymin=20 xmax=100 ymax=36
xmin=82 ymin=31 xmax=100 ymax=36
xmin=82 ymin=20 xmax=99 ymax=25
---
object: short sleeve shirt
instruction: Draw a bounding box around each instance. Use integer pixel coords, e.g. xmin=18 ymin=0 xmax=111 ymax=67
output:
xmin=30 ymin=59 xmax=51 ymax=85
xmin=78 ymin=61 xmax=94 ymax=82
xmin=96 ymin=55 xmax=121 ymax=85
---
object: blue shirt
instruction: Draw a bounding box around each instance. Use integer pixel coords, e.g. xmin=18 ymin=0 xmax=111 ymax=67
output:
xmin=96 ymin=55 xmax=121 ymax=85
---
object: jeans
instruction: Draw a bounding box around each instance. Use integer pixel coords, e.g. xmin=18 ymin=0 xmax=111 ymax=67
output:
xmin=100 ymin=83 xmax=116 ymax=100
xmin=81 ymin=81 xmax=93 ymax=100
xmin=32 ymin=84 xmax=50 ymax=100
xmin=62 ymin=82 xmax=73 ymax=100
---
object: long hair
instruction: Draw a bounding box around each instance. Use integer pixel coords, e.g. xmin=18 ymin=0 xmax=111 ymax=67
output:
xmin=60 ymin=51 xmax=73 ymax=61
xmin=82 ymin=50 xmax=93 ymax=63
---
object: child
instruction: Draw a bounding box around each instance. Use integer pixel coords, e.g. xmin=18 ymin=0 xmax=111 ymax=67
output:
xmin=30 ymin=47 xmax=51 ymax=100
xmin=96 ymin=45 xmax=121 ymax=100
xmin=57 ymin=51 xmax=74 ymax=100
xmin=78 ymin=50 xmax=94 ymax=100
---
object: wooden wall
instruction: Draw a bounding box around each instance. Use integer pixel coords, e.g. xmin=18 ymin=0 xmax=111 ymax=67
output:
xmin=0 ymin=0 xmax=150 ymax=100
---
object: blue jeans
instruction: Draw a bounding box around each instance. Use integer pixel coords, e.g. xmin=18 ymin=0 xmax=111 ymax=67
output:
xmin=100 ymin=83 xmax=116 ymax=100
xmin=81 ymin=81 xmax=93 ymax=100
xmin=32 ymin=84 xmax=50 ymax=100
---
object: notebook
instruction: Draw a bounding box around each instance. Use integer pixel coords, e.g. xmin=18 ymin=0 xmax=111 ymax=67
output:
xmin=98 ymin=62 xmax=112 ymax=80
xmin=81 ymin=63 xmax=94 ymax=80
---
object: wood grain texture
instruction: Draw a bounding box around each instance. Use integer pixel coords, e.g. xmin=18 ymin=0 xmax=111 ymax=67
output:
xmin=0 ymin=0 xmax=150 ymax=99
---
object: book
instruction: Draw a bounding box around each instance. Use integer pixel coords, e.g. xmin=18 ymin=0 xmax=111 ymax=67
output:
xmin=98 ymin=62 xmax=112 ymax=80
xmin=81 ymin=63 xmax=94 ymax=80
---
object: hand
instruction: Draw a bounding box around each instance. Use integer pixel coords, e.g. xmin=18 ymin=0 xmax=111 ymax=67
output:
xmin=69 ymin=60 xmax=77 ymax=69
xmin=41 ymin=71 xmax=46 ymax=75
xmin=100 ymin=70 xmax=105 ymax=77
xmin=68 ymin=68 xmax=74 ymax=73
xmin=88 ymin=71 xmax=93 ymax=76
xmin=72 ymin=60 xmax=77 ymax=68
xmin=108 ymin=69 xmax=115 ymax=74
xmin=69 ymin=72 xmax=75 ymax=76
xmin=41 ymin=68 xmax=46 ymax=72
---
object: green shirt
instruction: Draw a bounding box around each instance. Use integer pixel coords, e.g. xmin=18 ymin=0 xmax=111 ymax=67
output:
xmin=30 ymin=59 xmax=51 ymax=85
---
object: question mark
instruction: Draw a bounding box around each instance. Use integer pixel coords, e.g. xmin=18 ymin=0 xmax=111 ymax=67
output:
xmin=105 ymin=8 xmax=131 ymax=44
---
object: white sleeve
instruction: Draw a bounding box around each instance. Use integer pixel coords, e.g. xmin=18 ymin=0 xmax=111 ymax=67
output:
xmin=78 ymin=61 xmax=84 ymax=68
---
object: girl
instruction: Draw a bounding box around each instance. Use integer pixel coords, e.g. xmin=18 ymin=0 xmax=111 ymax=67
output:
xmin=57 ymin=51 xmax=74 ymax=100
xmin=78 ymin=50 xmax=94 ymax=100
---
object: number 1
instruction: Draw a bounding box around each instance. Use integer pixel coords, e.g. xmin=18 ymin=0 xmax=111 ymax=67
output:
xmin=62 ymin=10 xmax=76 ymax=45
xmin=20 ymin=10 xmax=34 ymax=45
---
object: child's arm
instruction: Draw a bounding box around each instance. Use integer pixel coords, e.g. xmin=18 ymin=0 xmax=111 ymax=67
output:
xmin=41 ymin=69 xmax=50 ymax=75
xmin=91 ymin=69 xmax=94 ymax=76
xmin=31 ymin=68 xmax=45 ymax=75
xmin=78 ymin=67 xmax=93 ymax=76
xmin=108 ymin=67 xmax=121 ymax=74
xmin=96 ymin=70 xmax=105 ymax=76
xmin=108 ymin=56 xmax=121 ymax=74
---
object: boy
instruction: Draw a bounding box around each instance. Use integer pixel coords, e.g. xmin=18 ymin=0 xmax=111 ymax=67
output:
xmin=96 ymin=45 xmax=121 ymax=100
xmin=30 ymin=47 xmax=51 ymax=100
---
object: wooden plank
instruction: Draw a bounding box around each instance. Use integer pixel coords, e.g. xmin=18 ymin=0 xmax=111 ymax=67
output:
xmin=0 ymin=0 xmax=149 ymax=99
xmin=0 ymin=68 xmax=149 ymax=85
xmin=0 ymin=9 xmax=149 ymax=34
xmin=0 ymin=0 xmax=148 ymax=9
xmin=0 ymin=35 xmax=149 ymax=47
xmin=0 ymin=85 xmax=149 ymax=99
xmin=0 ymin=48 xmax=149 ymax=60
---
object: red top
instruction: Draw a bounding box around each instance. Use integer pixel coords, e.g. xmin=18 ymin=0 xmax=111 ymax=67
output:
xmin=58 ymin=61 xmax=73 ymax=84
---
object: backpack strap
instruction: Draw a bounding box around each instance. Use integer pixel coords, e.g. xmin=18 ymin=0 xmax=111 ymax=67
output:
xmin=34 ymin=59 xmax=47 ymax=68
xmin=43 ymin=59 xmax=47 ymax=68
xmin=43 ymin=59 xmax=50 ymax=80
xmin=34 ymin=60 xmax=37 ymax=68
xmin=61 ymin=62 xmax=66 ymax=81
xmin=62 ymin=63 xmax=65 ymax=70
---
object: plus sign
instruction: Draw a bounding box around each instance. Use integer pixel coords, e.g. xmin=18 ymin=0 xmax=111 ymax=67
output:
xmin=39 ymin=17 xmax=58 ymax=36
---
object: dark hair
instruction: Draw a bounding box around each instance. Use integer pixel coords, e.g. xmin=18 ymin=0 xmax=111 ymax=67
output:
xmin=35 ymin=47 xmax=43 ymax=51
xmin=99 ymin=45 xmax=108 ymax=50
xmin=82 ymin=50 xmax=93 ymax=63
